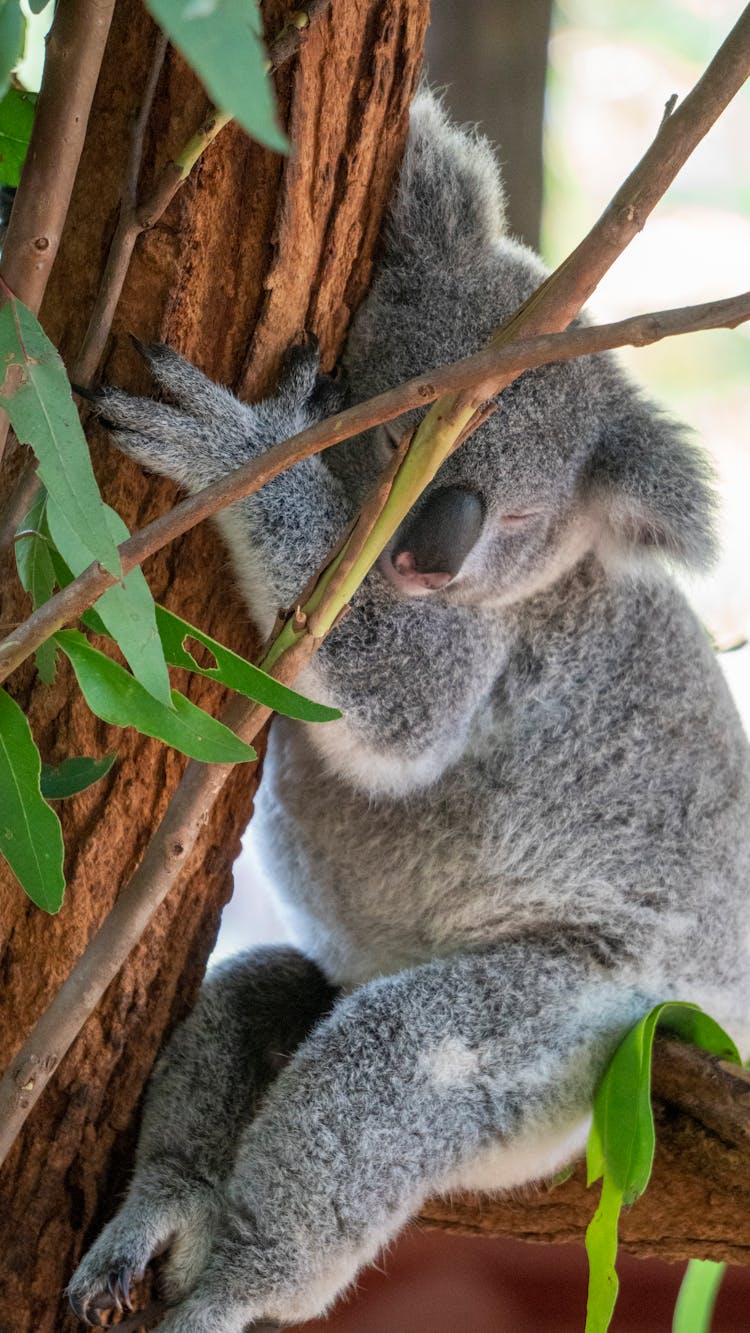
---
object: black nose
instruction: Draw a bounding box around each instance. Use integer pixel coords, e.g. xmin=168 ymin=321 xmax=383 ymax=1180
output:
xmin=391 ymin=486 xmax=484 ymax=583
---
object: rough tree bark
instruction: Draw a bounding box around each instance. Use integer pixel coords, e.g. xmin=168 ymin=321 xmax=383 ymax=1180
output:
xmin=0 ymin=2 xmax=428 ymax=1328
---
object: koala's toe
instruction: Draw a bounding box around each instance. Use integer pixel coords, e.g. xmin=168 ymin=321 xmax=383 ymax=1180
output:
xmin=280 ymin=332 xmax=322 ymax=402
xmin=310 ymin=366 xmax=349 ymax=421
xmin=68 ymin=1261 xmax=140 ymax=1325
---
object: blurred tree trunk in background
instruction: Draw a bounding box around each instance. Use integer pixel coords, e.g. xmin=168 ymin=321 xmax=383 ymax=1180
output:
xmin=426 ymin=0 xmax=552 ymax=249
xmin=0 ymin=2 xmax=428 ymax=1328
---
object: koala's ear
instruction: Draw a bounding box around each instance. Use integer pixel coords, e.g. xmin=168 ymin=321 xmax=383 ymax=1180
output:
xmin=584 ymin=392 xmax=718 ymax=572
xmin=384 ymin=89 xmax=506 ymax=267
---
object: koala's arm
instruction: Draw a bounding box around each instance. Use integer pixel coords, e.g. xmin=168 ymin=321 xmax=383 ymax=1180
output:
xmin=70 ymin=942 xmax=651 ymax=1332
xmin=95 ymin=337 xmax=353 ymax=622
xmin=96 ymin=341 xmax=503 ymax=792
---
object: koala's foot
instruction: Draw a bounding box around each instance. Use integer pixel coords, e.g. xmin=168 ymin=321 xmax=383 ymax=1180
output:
xmin=68 ymin=1192 xmax=219 ymax=1327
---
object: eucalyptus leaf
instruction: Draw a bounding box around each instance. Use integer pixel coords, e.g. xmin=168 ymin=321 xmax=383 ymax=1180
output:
xmin=672 ymin=1260 xmax=726 ymax=1333
xmin=584 ymin=1003 xmax=740 ymax=1333
xmin=592 ymin=1003 xmax=739 ymax=1203
xmin=584 ymin=1172 xmax=622 ymax=1333
xmin=0 ymin=0 xmax=24 ymax=100
xmin=0 ymin=86 xmax=34 ymax=186
xmin=144 ymin=0 xmax=287 ymax=152
xmin=15 ymin=489 xmax=56 ymax=682
xmin=41 ymin=494 xmax=173 ymax=709
xmin=0 ymin=685 xmax=65 ymax=912
xmin=41 ymin=753 xmax=116 ymax=799
xmin=0 ymin=297 xmax=121 ymax=576
xmin=55 ymin=630 xmax=256 ymax=763
xmin=155 ymin=605 xmax=341 ymax=723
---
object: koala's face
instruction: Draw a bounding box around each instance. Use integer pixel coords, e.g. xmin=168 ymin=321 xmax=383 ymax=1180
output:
xmin=372 ymin=360 xmax=604 ymax=609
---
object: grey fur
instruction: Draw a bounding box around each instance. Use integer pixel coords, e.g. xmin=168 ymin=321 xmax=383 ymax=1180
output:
xmin=69 ymin=93 xmax=750 ymax=1330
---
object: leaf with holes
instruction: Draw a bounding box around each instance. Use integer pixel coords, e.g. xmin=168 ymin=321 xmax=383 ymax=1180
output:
xmin=55 ymin=630 xmax=257 ymax=763
xmin=0 ymin=686 xmax=65 ymax=911
xmin=155 ymin=605 xmax=341 ymax=723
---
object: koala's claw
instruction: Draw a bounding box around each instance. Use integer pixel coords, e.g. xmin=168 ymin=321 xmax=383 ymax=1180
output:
xmin=69 ymin=1260 xmax=145 ymax=1326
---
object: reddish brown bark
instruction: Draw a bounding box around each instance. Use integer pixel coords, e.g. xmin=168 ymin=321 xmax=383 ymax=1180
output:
xmin=0 ymin=2 xmax=428 ymax=1328
xmin=422 ymin=1040 xmax=750 ymax=1263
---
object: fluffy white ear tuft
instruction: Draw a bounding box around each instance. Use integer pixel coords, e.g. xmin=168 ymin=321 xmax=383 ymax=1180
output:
xmin=584 ymin=391 xmax=718 ymax=572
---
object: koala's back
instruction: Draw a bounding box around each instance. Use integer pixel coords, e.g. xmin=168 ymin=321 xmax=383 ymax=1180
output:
xmin=254 ymin=557 xmax=750 ymax=1038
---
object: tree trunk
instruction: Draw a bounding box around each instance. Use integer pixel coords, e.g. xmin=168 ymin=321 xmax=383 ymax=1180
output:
xmin=0 ymin=3 xmax=428 ymax=1328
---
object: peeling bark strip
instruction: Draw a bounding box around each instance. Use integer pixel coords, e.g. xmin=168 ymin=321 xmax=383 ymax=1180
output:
xmin=421 ymin=1040 xmax=750 ymax=1262
xmin=0 ymin=3 xmax=428 ymax=1329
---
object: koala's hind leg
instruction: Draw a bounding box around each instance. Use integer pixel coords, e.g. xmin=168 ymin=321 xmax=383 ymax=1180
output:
xmin=67 ymin=947 xmax=337 ymax=1326
xmin=145 ymin=942 xmax=653 ymax=1333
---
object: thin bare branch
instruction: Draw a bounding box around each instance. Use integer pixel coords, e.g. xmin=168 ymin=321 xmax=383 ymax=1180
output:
xmin=0 ymin=0 xmax=117 ymax=466
xmin=0 ymin=288 xmax=747 ymax=685
xmin=1 ymin=8 xmax=749 ymax=1172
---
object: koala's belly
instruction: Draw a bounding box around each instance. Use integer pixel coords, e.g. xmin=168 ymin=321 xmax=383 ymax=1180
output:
xmin=250 ymin=719 xmax=750 ymax=997
xmin=250 ymin=724 xmax=514 ymax=985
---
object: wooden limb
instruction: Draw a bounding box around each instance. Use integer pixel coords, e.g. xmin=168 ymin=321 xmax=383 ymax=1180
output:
xmin=0 ymin=0 xmax=117 ymax=465
xmin=420 ymin=1038 xmax=750 ymax=1264
xmin=0 ymin=287 xmax=748 ymax=686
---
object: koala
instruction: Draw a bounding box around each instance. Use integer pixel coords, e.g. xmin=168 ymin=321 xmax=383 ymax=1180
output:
xmin=69 ymin=93 xmax=750 ymax=1330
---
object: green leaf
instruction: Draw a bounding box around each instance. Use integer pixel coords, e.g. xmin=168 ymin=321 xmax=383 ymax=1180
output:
xmin=0 ymin=297 xmax=121 ymax=576
xmin=672 ymin=1260 xmax=726 ymax=1333
xmin=584 ymin=1172 xmax=623 ymax=1333
xmin=53 ymin=502 xmax=172 ymax=707
xmin=0 ymin=86 xmax=34 ymax=186
xmin=15 ymin=488 xmax=57 ymax=682
xmin=40 ymin=753 xmax=116 ymax=799
xmin=55 ymin=629 xmax=257 ymax=763
xmin=0 ymin=686 xmax=65 ymax=911
xmin=592 ymin=1003 xmax=739 ymax=1202
xmin=144 ymin=0 xmax=287 ymax=152
xmin=584 ymin=1003 xmax=740 ymax=1333
xmin=0 ymin=0 xmax=25 ymax=100
xmin=39 ymin=492 xmax=173 ymax=709
xmin=155 ymin=605 xmax=341 ymax=723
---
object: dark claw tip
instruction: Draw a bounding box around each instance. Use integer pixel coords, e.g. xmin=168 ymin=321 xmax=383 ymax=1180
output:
xmin=118 ymin=1265 xmax=133 ymax=1311
xmin=67 ymin=1290 xmax=96 ymax=1326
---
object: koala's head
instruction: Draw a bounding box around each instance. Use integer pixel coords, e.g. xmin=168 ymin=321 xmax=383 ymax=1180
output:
xmin=334 ymin=91 xmax=717 ymax=611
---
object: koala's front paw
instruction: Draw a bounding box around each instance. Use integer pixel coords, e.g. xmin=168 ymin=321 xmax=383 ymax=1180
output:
xmin=68 ymin=1193 xmax=218 ymax=1327
xmin=67 ymin=1212 xmax=155 ymax=1326
xmin=277 ymin=332 xmax=349 ymax=423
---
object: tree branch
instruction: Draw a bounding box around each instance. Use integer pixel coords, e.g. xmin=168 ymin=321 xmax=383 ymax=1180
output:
xmin=421 ymin=1038 xmax=750 ymax=1262
xmin=0 ymin=3 xmax=748 ymax=1199
xmin=0 ymin=288 xmax=748 ymax=685
xmin=0 ymin=0 xmax=117 ymax=466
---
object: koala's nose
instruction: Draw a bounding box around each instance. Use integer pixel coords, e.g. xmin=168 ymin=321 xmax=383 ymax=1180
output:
xmin=391 ymin=486 xmax=484 ymax=588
